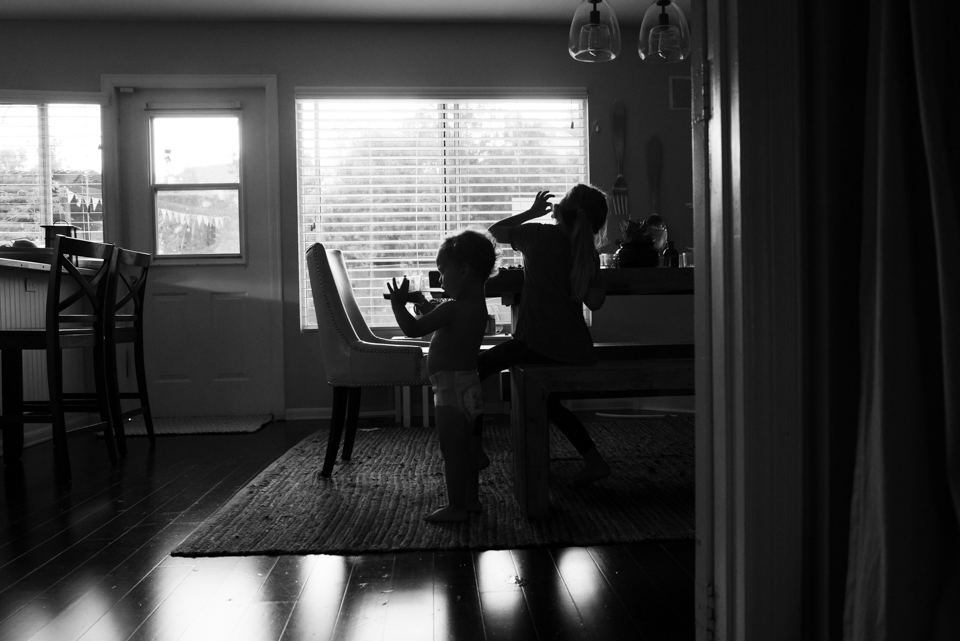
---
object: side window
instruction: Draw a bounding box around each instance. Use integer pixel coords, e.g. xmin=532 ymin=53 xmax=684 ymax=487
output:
xmin=0 ymin=102 xmax=103 ymax=246
xmin=149 ymin=114 xmax=241 ymax=256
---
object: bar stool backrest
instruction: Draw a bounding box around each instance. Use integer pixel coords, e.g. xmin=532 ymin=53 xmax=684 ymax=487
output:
xmin=47 ymin=236 xmax=115 ymax=338
xmin=106 ymin=248 xmax=152 ymax=334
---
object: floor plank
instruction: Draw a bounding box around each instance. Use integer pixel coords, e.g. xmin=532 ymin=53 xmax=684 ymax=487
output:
xmin=551 ymin=547 xmax=643 ymax=640
xmin=331 ymin=554 xmax=395 ymax=641
xmin=474 ymin=550 xmax=539 ymax=640
xmin=626 ymin=543 xmax=695 ymax=640
xmin=279 ymin=554 xmax=353 ymax=641
xmin=433 ymin=550 xmax=485 ymax=641
xmin=511 ymin=547 xmax=589 ymax=641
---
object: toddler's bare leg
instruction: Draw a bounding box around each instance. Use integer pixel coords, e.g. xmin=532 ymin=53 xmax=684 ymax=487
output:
xmin=466 ymin=437 xmax=482 ymax=513
xmin=425 ymin=406 xmax=473 ymax=523
xmin=473 ymin=415 xmax=490 ymax=470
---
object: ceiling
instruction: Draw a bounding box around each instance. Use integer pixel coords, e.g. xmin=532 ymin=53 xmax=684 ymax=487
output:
xmin=0 ymin=0 xmax=669 ymax=27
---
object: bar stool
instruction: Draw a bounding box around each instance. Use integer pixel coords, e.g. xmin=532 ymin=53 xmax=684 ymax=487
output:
xmin=104 ymin=247 xmax=154 ymax=455
xmin=0 ymin=236 xmax=118 ymax=479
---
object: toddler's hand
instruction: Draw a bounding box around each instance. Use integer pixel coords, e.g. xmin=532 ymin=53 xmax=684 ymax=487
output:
xmin=386 ymin=277 xmax=410 ymax=306
xmin=530 ymin=190 xmax=554 ymax=218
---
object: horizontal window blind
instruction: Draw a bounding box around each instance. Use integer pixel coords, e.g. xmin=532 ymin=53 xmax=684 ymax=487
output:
xmin=0 ymin=103 xmax=103 ymax=246
xmin=296 ymin=97 xmax=588 ymax=330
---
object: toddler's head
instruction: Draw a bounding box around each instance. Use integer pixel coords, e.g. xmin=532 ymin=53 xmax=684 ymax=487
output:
xmin=436 ymin=229 xmax=499 ymax=285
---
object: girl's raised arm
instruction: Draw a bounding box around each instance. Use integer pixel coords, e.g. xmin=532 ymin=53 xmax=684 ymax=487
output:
xmin=489 ymin=190 xmax=553 ymax=242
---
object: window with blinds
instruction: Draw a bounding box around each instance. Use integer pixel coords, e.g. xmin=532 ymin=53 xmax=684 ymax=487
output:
xmin=0 ymin=103 xmax=103 ymax=246
xmin=296 ymin=94 xmax=589 ymax=330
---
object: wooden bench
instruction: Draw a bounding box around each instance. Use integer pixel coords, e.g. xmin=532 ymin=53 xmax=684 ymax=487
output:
xmin=509 ymin=343 xmax=695 ymax=519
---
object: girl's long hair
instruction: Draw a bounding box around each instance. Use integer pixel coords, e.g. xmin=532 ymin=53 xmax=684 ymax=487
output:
xmin=559 ymin=184 xmax=609 ymax=303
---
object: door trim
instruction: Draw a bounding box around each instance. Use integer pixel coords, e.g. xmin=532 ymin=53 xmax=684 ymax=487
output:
xmin=697 ymin=1 xmax=807 ymax=638
xmin=100 ymin=75 xmax=285 ymax=419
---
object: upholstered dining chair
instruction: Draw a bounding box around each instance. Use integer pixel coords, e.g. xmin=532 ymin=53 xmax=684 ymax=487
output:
xmin=0 ymin=236 xmax=118 ymax=479
xmin=104 ymin=247 xmax=154 ymax=455
xmin=306 ymin=243 xmax=430 ymax=477
xmin=325 ymin=245 xmax=432 ymax=429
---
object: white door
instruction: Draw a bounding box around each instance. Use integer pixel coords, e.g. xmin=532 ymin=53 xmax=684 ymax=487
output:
xmin=114 ymin=85 xmax=283 ymax=418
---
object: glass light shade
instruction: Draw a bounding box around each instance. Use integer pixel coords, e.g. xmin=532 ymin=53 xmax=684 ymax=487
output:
xmin=568 ymin=0 xmax=621 ymax=62
xmin=638 ymin=0 xmax=691 ymax=63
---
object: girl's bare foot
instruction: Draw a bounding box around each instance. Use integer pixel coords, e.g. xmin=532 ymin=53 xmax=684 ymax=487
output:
xmin=424 ymin=506 xmax=469 ymax=522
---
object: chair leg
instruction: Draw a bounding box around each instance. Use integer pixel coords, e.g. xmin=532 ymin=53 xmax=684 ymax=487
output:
xmin=394 ymin=386 xmax=402 ymax=424
xmin=321 ymin=386 xmax=349 ymax=477
xmin=422 ymin=385 xmax=430 ymax=428
xmin=341 ymin=387 xmax=362 ymax=461
xmin=46 ymin=347 xmax=72 ymax=481
xmin=133 ymin=334 xmax=156 ymax=446
xmin=94 ymin=340 xmax=119 ymax=465
xmin=1 ymin=348 xmax=25 ymax=464
xmin=402 ymin=386 xmax=412 ymax=428
xmin=105 ymin=341 xmax=126 ymax=456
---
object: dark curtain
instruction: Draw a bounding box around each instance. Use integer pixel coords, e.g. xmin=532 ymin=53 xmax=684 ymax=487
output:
xmin=802 ymin=0 xmax=869 ymax=635
xmin=844 ymin=0 xmax=960 ymax=638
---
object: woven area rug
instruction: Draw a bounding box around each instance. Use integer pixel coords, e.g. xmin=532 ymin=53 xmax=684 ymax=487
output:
xmin=173 ymin=416 xmax=694 ymax=556
xmin=121 ymin=414 xmax=273 ymax=436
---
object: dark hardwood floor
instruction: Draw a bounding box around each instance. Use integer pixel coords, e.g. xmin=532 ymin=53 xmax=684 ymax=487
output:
xmin=0 ymin=417 xmax=694 ymax=641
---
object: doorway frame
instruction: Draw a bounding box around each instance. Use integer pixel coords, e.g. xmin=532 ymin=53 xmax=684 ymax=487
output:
xmin=691 ymin=1 xmax=807 ymax=638
xmin=99 ymin=74 xmax=285 ymax=419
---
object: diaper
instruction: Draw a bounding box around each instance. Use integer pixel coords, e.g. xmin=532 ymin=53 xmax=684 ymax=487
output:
xmin=429 ymin=370 xmax=483 ymax=422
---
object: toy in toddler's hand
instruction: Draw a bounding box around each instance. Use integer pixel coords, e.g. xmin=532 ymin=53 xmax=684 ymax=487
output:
xmin=386 ymin=277 xmax=428 ymax=305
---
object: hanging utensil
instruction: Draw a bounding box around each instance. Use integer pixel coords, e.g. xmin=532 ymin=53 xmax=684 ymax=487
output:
xmin=611 ymin=99 xmax=628 ymax=220
xmin=645 ymin=136 xmax=667 ymax=254
xmin=646 ymin=135 xmax=661 ymax=217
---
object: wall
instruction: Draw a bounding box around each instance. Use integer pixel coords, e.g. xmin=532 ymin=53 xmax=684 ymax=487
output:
xmin=0 ymin=20 xmax=693 ymax=415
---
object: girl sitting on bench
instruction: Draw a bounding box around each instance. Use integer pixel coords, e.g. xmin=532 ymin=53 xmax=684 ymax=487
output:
xmin=477 ymin=184 xmax=611 ymax=485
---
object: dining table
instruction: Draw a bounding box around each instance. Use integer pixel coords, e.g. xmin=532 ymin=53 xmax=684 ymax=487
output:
xmin=429 ymin=265 xmax=695 ymax=333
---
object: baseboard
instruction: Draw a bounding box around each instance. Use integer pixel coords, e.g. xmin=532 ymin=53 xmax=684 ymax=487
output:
xmin=284 ymin=407 xmax=398 ymax=421
xmin=282 ymin=398 xmax=695 ymax=422
xmin=562 ymin=398 xmax=639 ymax=411
xmin=564 ymin=396 xmax=695 ymax=414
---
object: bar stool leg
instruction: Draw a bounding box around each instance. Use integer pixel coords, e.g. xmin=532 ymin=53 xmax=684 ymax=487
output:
xmin=46 ymin=347 xmax=74 ymax=480
xmin=94 ymin=338 xmax=120 ymax=463
xmin=1 ymin=349 xmax=25 ymax=463
xmin=133 ymin=332 xmax=156 ymax=445
xmin=105 ymin=341 xmax=127 ymax=456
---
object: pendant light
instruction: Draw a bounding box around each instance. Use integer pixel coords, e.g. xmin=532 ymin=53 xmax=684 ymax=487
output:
xmin=568 ymin=0 xmax=621 ymax=62
xmin=638 ymin=0 xmax=691 ymax=63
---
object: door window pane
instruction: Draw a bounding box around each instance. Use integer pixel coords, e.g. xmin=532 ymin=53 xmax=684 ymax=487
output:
xmin=152 ymin=117 xmax=240 ymax=184
xmin=156 ymin=189 xmax=240 ymax=254
xmin=151 ymin=115 xmax=241 ymax=256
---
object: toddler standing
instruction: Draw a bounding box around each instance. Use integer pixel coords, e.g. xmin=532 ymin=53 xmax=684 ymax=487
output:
xmin=388 ymin=230 xmax=498 ymax=522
